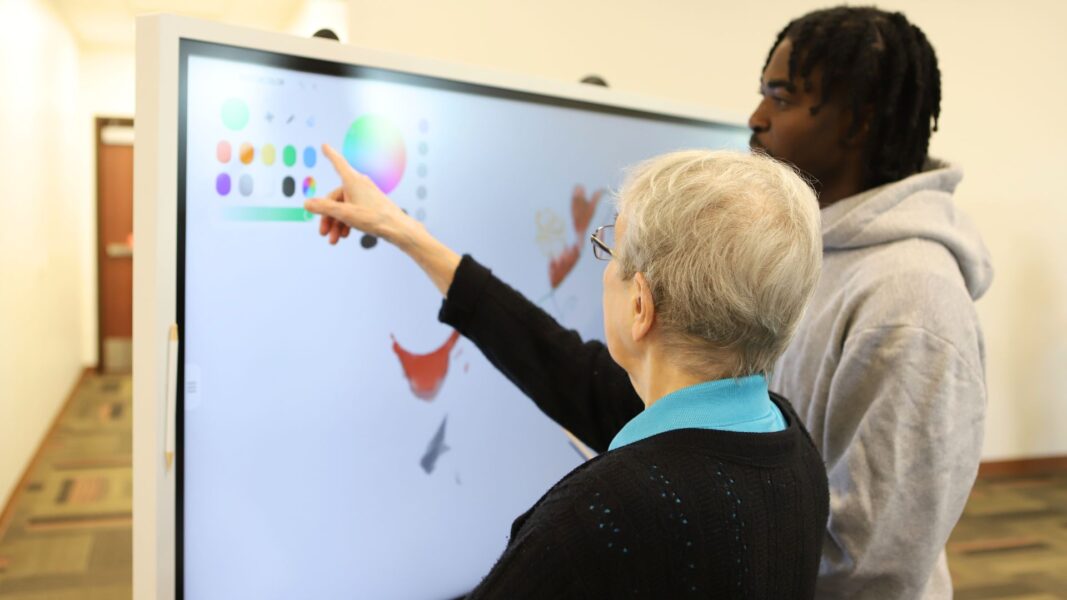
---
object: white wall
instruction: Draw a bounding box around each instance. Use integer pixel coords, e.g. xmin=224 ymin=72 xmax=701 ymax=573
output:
xmin=342 ymin=0 xmax=1067 ymax=460
xmin=0 ymin=0 xmax=87 ymax=507
xmin=911 ymin=1 xmax=1067 ymax=461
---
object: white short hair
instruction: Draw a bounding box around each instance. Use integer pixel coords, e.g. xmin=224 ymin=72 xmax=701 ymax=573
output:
xmin=615 ymin=150 xmax=821 ymax=378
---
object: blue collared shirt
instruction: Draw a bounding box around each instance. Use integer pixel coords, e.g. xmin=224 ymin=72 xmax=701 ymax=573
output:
xmin=608 ymin=375 xmax=786 ymax=451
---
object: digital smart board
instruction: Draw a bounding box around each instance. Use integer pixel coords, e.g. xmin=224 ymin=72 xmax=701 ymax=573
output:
xmin=174 ymin=36 xmax=747 ymax=600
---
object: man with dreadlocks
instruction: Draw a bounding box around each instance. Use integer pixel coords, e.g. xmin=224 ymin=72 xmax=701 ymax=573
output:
xmin=749 ymin=6 xmax=993 ymax=599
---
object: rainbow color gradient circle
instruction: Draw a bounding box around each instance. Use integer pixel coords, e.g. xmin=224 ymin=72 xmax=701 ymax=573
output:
xmin=303 ymin=176 xmax=316 ymax=198
xmin=342 ymin=115 xmax=406 ymax=194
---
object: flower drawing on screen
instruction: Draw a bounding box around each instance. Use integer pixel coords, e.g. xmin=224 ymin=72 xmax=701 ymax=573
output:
xmin=548 ymin=185 xmax=604 ymax=289
xmin=535 ymin=209 xmax=566 ymax=258
xmin=390 ymin=330 xmax=462 ymax=401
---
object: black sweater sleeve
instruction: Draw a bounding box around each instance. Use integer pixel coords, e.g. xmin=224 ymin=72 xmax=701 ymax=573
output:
xmin=438 ymin=255 xmax=643 ymax=452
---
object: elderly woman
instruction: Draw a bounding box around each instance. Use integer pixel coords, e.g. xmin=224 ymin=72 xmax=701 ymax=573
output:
xmin=307 ymin=146 xmax=828 ymax=598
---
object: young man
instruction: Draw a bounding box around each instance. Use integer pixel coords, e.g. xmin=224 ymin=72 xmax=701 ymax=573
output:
xmin=749 ymin=7 xmax=993 ymax=598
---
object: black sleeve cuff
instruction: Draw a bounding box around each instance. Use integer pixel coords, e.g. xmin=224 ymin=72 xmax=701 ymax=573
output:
xmin=438 ymin=254 xmax=493 ymax=329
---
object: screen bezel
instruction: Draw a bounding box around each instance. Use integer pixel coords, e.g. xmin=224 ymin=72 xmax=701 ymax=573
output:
xmin=175 ymin=37 xmax=747 ymax=599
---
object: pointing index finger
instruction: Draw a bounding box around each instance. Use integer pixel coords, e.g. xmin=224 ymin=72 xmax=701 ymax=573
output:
xmin=322 ymin=144 xmax=356 ymax=181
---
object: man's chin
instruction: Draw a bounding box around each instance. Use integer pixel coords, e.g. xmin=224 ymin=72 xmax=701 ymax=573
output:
xmin=749 ymin=144 xmax=774 ymax=159
xmin=748 ymin=137 xmax=773 ymax=158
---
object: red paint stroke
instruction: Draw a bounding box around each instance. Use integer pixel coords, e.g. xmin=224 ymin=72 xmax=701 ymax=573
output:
xmin=391 ymin=330 xmax=461 ymax=401
xmin=548 ymin=242 xmax=582 ymax=289
xmin=571 ymin=186 xmax=604 ymax=236
xmin=548 ymin=185 xmax=604 ymax=289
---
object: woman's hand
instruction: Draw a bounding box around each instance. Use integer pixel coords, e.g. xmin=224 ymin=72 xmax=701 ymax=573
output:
xmin=305 ymin=143 xmax=462 ymax=295
xmin=304 ymin=144 xmax=415 ymax=245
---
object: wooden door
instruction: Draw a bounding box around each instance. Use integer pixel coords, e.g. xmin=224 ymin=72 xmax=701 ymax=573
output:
xmin=97 ymin=118 xmax=134 ymax=373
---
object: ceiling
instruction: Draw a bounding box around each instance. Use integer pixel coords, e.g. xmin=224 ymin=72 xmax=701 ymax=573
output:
xmin=49 ymin=0 xmax=308 ymax=50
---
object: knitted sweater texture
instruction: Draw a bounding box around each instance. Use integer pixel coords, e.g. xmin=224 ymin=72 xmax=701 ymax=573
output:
xmin=440 ymin=256 xmax=829 ymax=599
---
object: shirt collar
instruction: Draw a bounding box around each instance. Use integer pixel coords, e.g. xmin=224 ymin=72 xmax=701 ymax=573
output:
xmin=608 ymin=375 xmax=779 ymax=451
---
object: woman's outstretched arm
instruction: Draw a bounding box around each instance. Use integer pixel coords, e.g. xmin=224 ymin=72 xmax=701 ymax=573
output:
xmin=305 ymin=144 xmax=642 ymax=449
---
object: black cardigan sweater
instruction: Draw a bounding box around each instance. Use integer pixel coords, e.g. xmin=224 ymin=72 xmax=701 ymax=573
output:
xmin=439 ymin=256 xmax=829 ymax=599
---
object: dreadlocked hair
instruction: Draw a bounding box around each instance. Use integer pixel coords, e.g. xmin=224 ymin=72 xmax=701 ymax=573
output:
xmin=762 ymin=6 xmax=942 ymax=188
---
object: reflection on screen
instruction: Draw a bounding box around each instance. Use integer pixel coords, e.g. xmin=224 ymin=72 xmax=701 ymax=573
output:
xmin=180 ymin=41 xmax=747 ymax=600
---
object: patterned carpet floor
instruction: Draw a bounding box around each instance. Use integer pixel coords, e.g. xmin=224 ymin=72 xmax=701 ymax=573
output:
xmin=0 ymin=372 xmax=1063 ymax=599
xmin=0 ymin=373 xmax=132 ymax=599
xmin=949 ymin=471 xmax=1067 ymax=599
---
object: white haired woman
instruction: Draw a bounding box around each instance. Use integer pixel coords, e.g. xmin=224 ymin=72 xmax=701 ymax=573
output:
xmin=307 ymin=146 xmax=828 ymax=598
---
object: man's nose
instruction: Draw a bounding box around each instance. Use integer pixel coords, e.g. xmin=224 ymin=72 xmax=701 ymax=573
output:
xmin=748 ymin=99 xmax=769 ymax=132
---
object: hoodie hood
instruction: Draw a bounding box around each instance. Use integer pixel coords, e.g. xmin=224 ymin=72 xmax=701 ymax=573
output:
xmin=820 ymin=158 xmax=993 ymax=300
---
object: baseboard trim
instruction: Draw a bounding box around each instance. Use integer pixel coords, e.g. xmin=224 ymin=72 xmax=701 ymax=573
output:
xmin=978 ymin=455 xmax=1067 ymax=478
xmin=0 ymin=366 xmax=94 ymax=539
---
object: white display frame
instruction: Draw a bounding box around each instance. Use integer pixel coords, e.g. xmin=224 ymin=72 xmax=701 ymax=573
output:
xmin=133 ymin=14 xmax=746 ymax=599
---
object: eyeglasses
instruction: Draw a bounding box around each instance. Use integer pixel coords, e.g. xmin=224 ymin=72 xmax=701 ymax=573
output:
xmin=590 ymin=224 xmax=615 ymax=260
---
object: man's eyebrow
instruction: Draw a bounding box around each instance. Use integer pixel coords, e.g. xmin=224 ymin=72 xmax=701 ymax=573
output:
xmin=764 ymin=79 xmax=797 ymax=93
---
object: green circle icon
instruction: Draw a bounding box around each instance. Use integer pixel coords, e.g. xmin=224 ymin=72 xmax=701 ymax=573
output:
xmin=283 ymin=145 xmax=297 ymax=167
xmin=221 ymin=98 xmax=249 ymax=131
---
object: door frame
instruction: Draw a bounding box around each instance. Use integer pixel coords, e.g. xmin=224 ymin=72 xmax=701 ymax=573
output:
xmin=95 ymin=116 xmax=135 ymax=372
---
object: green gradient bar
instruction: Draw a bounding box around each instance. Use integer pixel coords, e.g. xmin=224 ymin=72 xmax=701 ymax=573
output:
xmin=223 ymin=206 xmax=315 ymax=222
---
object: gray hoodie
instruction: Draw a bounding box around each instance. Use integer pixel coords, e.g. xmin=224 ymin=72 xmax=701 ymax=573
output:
xmin=771 ymin=160 xmax=993 ymax=599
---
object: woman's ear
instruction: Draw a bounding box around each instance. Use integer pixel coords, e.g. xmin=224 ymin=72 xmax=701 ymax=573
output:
xmin=631 ymin=272 xmax=655 ymax=342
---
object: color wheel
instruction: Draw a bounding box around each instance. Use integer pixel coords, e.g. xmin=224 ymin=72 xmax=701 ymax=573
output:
xmin=342 ymin=115 xmax=406 ymax=194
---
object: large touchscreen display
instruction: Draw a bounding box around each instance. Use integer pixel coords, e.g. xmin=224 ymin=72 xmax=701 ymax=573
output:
xmin=179 ymin=40 xmax=747 ymax=599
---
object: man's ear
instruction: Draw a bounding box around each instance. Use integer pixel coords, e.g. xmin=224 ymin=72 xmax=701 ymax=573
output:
xmin=631 ymin=272 xmax=655 ymax=342
xmin=844 ymin=104 xmax=875 ymax=148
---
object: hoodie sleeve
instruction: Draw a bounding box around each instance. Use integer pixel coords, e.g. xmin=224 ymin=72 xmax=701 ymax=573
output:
xmin=815 ymin=324 xmax=985 ymax=599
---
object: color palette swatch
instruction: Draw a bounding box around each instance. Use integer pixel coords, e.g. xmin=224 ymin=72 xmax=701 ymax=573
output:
xmin=221 ymin=98 xmax=249 ymax=131
xmin=216 ymin=174 xmax=231 ymax=196
xmin=343 ymin=115 xmax=406 ymax=194
xmin=239 ymin=174 xmax=253 ymax=196
xmin=223 ymin=207 xmax=315 ymax=222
